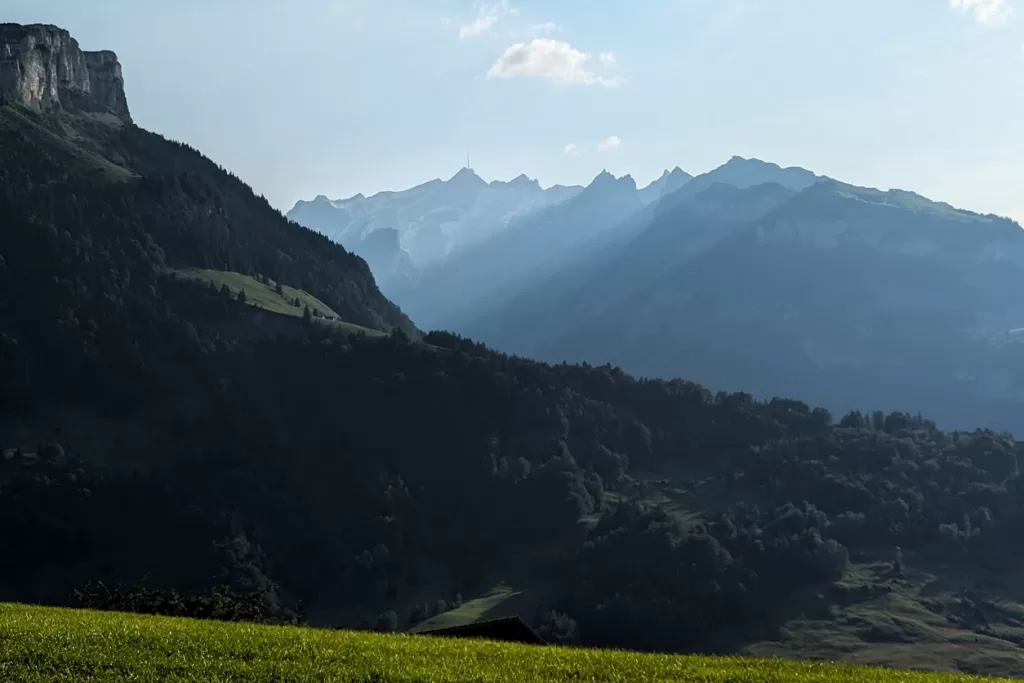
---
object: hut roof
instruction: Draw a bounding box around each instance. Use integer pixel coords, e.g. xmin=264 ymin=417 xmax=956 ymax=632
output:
xmin=420 ymin=616 xmax=546 ymax=645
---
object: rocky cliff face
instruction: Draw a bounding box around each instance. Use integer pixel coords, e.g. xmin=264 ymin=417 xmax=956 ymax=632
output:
xmin=0 ymin=23 xmax=131 ymax=121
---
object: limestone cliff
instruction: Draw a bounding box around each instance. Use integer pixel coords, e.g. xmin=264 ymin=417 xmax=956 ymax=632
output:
xmin=0 ymin=23 xmax=131 ymax=121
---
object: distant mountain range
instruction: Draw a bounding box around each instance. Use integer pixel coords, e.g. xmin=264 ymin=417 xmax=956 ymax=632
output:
xmin=292 ymin=155 xmax=1024 ymax=433
xmin=287 ymin=168 xmax=583 ymax=295
xmin=288 ymin=166 xmax=694 ymax=317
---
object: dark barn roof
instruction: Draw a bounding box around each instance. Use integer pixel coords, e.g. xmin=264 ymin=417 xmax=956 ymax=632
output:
xmin=420 ymin=617 xmax=546 ymax=646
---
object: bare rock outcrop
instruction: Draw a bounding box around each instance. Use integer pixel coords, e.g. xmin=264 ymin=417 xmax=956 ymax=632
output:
xmin=0 ymin=23 xmax=131 ymax=121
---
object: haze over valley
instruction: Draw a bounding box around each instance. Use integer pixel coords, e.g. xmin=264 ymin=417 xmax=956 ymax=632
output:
xmin=289 ymin=160 xmax=1024 ymax=435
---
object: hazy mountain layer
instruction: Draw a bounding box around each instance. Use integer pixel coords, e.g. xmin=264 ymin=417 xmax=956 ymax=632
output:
xmin=287 ymin=168 xmax=582 ymax=272
xmin=461 ymin=161 xmax=1024 ymax=433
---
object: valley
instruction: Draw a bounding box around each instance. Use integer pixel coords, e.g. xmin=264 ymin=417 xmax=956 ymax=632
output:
xmin=289 ymin=160 xmax=1024 ymax=436
xmin=3 ymin=16 xmax=1024 ymax=682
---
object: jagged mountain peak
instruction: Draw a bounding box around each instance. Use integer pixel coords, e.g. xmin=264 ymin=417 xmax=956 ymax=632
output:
xmin=490 ymin=173 xmax=542 ymax=191
xmin=699 ymin=156 xmax=820 ymax=193
xmin=290 ymin=165 xmax=585 ymax=270
xmin=727 ymin=155 xmax=768 ymax=164
xmin=447 ymin=166 xmax=488 ymax=187
xmin=642 ymin=166 xmax=693 ymax=187
xmin=587 ymin=170 xmax=637 ymax=192
xmin=721 ymin=156 xmax=796 ymax=173
xmin=644 ymin=170 xmax=672 ymax=188
xmin=655 ymin=166 xmax=689 ymax=181
xmin=639 ymin=166 xmax=693 ymax=204
xmin=512 ymin=173 xmax=541 ymax=189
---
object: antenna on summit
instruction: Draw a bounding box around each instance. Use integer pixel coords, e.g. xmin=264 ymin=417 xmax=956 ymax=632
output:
xmin=466 ymin=151 xmax=471 ymax=171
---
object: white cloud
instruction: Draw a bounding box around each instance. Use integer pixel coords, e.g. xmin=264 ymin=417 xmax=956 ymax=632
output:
xmin=530 ymin=22 xmax=560 ymax=35
xmin=597 ymin=135 xmax=622 ymax=152
xmin=459 ymin=1 xmax=519 ymax=39
xmin=486 ymin=38 xmax=624 ymax=86
xmin=564 ymin=143 xmax=580 ymax=156
xmin=950 ymin=0 xmax=1014 ymax=26
xmin=460 ymin=14 xmax=499 ymax=37
xmin=599 ymin=52 xmax=617 ymax=66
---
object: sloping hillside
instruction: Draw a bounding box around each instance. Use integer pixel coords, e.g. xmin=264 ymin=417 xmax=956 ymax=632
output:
xmin=0 ymin=603 xmax=1006 ymax=683
xmin=0 ymin=103 xmax=413 ymax=338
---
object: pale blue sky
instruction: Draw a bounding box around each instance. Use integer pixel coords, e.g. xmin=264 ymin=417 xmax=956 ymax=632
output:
xmin=7 ymin=1 xmax=1024 ymax=221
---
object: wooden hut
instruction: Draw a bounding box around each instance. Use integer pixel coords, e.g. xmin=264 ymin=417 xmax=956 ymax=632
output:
xmin=420 ymin=617 xmax=546 ymax=646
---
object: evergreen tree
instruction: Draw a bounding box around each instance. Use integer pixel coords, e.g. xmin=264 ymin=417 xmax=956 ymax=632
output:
xmin=375 ymin=611 xmax=398 ymax=633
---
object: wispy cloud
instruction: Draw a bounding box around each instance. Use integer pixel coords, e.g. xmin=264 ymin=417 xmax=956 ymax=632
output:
xmin=459 ymin=1 xmax=519 ymax=39
xmin=564 ymin=143 xmax=580 ymax=156
xmin=460 ymin=14 xmax=499 ymax=37
xmin=487 ymin=39 xmax=624 ymax=86
xmin=599 ymin=52 xmax=617 ymax=66
xmin=597 ymin=135 xmax=622 ymax=152
xmin=950 ymin=0 xmax=1014 ymax=26
xmin=530 ymin=22 xmax=560 ymax=36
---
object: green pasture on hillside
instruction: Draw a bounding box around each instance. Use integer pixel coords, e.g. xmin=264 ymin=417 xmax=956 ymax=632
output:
xmin=0 ymin=603 xmax=1009 ymax=683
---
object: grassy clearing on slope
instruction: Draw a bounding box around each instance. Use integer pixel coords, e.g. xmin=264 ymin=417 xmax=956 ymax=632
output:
xmin=0 ymin=603 xmax=1008 ymax=683
xmin=173 ymin=268 xmax=385 ymax=337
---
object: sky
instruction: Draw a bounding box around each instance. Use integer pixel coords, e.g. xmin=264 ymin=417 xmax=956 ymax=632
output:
xmin=6 ymin=0 xmax=1024 ymax=222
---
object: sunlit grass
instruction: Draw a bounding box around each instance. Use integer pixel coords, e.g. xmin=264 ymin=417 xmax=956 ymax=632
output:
xmin=0 ymin=603 xmax=1009 ymax=682
xmin=172 ymin=268 xmax=386 ymax=337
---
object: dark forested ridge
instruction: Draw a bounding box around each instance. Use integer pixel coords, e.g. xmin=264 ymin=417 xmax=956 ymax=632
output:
xmin=4 ymin=48 xmax=1024 ymax=674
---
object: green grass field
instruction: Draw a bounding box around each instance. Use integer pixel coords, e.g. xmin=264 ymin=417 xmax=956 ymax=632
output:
xmin=172 ymin=268 xmax=386 ymax=337
xmin=0 ymin=603 xmax=1009 ymax=683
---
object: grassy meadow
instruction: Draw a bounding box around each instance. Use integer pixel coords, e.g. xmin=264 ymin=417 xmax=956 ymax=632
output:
xmin=172 ymin=268 xmax=386 ymax=337
xmin=0 ymin=603 xmax=1011 ymax=683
